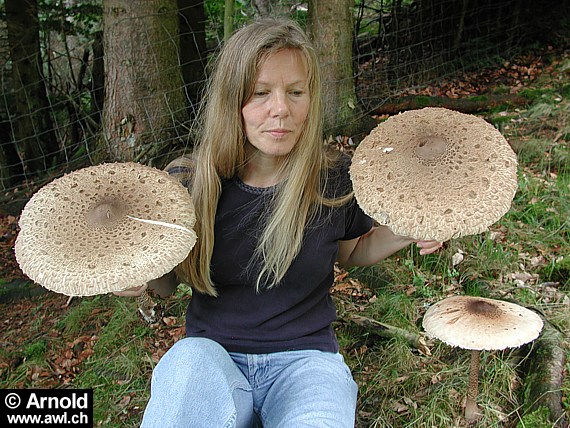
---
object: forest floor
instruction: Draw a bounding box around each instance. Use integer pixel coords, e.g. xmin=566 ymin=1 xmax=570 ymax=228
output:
xmin=0 ymin=45 xmax=568 ymax=427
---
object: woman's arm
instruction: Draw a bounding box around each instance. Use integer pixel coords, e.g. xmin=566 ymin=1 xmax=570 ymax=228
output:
xmin=113 ymin=271 xmax=179 ymax=297
xmin=337 ymin=225 xmax=443 ymax=268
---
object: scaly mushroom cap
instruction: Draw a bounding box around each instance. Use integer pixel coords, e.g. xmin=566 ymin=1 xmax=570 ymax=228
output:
xmin=15 ymin=163 xmax=197 ymax=296
xmin=349 ymin=107 xmax=518 ymax=241
xmin=422 ymin=296 xmax=543 ymax=351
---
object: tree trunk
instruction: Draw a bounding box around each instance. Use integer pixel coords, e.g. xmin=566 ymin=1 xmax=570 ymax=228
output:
xmin=0 ymin=120 xmax=23 ymax=190
xmin=177 ymin=0 xmax=207 ymax=112
xmin=252 ymin=0 xmax=289 ymax=17
xmin=452 ymin=0 xmax=469 ymax=53
xmin=90 ymin=31 xmax=104 ymax=124
xmin=5 ymin=0 xmax=59 ymax=175
xmin=308 ymin=0 xmax=367 ymax=137
xmin=223 ymin=0 xmax=234 ymax=42
xmin=521 ymin=321 xmax=568 ymax=427
xmin=102 ymin=0 xmax=188 ymax=163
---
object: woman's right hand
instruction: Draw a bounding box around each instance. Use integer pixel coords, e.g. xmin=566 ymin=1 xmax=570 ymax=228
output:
xmin=113 ymin=283 xmax=148 ymax=297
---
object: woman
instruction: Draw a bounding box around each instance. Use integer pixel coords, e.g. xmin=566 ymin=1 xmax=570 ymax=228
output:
xmin=126 ymin=18 xmax=441 ymax=428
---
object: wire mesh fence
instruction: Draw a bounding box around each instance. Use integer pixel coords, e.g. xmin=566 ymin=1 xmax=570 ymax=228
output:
xmin=0 ymin=0 xmax=567 ymax=210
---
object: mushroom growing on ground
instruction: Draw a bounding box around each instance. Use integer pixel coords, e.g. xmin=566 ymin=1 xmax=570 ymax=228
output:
xmin=15 ymin=162 xmax=197 ymax=321
xmin=422 ymin=295 xmax=544 ymax=423
xmin=349 ymin=108 xmax=530 ymax=422
xmin=349 ymin=107 xmax=518 ymax=242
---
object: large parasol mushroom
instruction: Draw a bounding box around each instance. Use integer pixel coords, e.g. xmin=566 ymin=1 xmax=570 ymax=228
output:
xmin=350 ymin=108 xmax=531 ymax=422
xmin=422 ymin=295 xmax=543 ymax=422
xmin=15 ymin=162 xmax=197 ymax=320
xmin=349 ymin=107 xmax=518 ymax=242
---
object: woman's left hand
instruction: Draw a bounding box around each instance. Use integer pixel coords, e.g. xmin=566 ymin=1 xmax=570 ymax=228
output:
xmin=416 ymin=240 xmax=444 ymax=255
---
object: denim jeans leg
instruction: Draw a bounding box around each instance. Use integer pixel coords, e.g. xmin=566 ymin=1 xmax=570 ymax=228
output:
xmin=257 ymin=350 xmax=358 ymax=428
xmin=140 ymin=337 xmax=255 ymax=428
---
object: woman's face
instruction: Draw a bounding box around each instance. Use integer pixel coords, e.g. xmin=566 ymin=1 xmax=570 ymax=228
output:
xmin=242 ymin=48 xmax=310 ymax=159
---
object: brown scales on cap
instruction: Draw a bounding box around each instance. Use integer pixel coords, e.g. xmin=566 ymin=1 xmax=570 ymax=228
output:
xmin=349 ymin=107 xmax=518 ymax=241
xmin=423 ymin=295 xmax=543 ymax=351
xmin=423 ymin=295 xmax=543 ymax=423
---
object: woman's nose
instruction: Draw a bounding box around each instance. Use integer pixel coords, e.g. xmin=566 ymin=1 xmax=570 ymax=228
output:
xmin=269 ymin=92 xmax=290 ymax=117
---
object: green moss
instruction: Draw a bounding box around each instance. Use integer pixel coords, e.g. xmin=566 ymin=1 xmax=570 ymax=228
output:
xmin=415 ymin=95 xmax=432 ymax=107
xmin=468 ymin=95 xmax=489 ymax=102
xmin=519 ymin=88 xmax=555 ymax=101
xmin=489 ymin=114 xmax=517 ymax=125
xmin=23 ymin=340 xmax=47 ymax=360
xmin=516 ymin=406 xmax=553 ymax=427
xmin=541 ymin=256 xmax=570 ymax=289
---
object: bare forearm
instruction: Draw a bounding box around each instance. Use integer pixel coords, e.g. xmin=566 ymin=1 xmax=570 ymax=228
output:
xmin=341 ymin=225 xmax=413 ymax=267
xmin=147 ymin=271 xmax=179 ymax=297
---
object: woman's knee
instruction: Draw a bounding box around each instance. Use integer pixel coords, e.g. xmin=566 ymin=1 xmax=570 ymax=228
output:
xmin=153 ymin=337 xmax=229 ymax=382
xmin=147 ymin=338 xmax=255 ymax=428
xmin=163 ymin=337 xmax=229 ymax=364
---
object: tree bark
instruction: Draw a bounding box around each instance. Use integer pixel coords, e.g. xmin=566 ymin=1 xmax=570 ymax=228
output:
xmin=90 ymin=31 xmax=104 ymax=124
xmin=5 ymin=0 xmax=59 ymax=175
xmin=177 ymin=0 xmax=207 ymax=111
xmin=251 ymin=0 xmax=288 ymax=17
xmin=452 ymin=0 xmax=469 ymax=53
xmin=308 ymin=0 xmax=369 ymax=137
xmin=0 ymin=120 xmax=23 ymax=190
xmin=521 ymin=321 xmax=568 ymax=427
xmin=102 ymin=0 xmax=188 ymax=163
xmin=223 ymin=0 xmax=234 ymax=42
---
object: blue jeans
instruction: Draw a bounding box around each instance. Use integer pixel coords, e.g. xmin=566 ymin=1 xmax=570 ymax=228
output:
xmin=140 ymin=337 xmax=358 ymax=427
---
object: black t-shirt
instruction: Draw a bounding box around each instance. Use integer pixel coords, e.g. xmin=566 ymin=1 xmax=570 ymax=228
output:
xmin=182 ymin=155 xmax=373 ymax=354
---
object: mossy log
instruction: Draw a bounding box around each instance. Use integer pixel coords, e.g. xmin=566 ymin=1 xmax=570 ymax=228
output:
xmin=349 ymin=314 xmax=431 ymax=355
xmin=350 ymin=94 xmax=530 ymax=141
xmin=521 ymin=321 xmax=568 ymax=428
xmin=370 ymin=94 xmax=529 ymax=116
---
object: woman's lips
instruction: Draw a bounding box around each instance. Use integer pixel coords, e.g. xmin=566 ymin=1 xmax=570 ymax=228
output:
xmin=266 ymin=129 xmax=290 ymax=138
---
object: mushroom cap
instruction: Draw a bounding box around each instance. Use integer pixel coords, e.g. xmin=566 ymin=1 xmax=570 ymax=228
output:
xmin=422 ymin=296 xmax=543 ymax=351
xmin=15 ymin=162 xmax=197 ymax=296
xmin=349 ymin=107 xmax=518 ymax=241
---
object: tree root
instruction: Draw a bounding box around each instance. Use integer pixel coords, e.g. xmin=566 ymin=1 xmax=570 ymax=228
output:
xmin=348 ymin=314 xmax=431 ymax=355
xmin=521 ymin=320 xmax=568 ymax=428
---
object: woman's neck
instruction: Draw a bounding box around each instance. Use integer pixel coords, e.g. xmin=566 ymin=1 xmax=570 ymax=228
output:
xmin=239 ymin=149 xmax=287 ymax=188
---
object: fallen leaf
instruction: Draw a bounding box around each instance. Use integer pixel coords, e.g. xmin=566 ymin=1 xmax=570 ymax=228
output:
xmin=162 ymin=316 xmax=178 ymax=326
xmin=118 ymin=395 xmax=131 ymax=408
xmin=452 ymin=252 xmax=464 ymax=266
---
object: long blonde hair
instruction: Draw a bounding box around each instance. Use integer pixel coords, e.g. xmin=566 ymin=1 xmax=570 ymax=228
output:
xmin=176 ymin=19 xmax=349 ymax=296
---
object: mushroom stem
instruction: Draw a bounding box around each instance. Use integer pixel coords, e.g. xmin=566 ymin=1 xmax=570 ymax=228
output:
xmin=465 ymin=349 xmax=482 ymax=423
xmin=137 ymin=289 xmax=157 ymax=323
